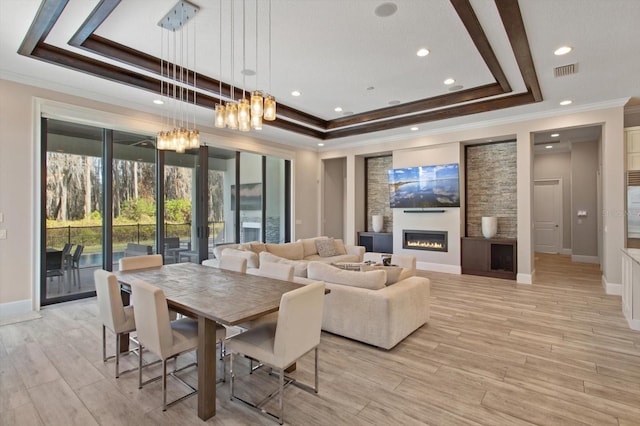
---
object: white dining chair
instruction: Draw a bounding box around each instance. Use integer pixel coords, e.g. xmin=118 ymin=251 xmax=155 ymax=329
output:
xmin=228 ymin=281 xmax=325 ymax=425
xmin=119 ymin=254 xmax=163 ymax=271
xmin=242 ymin=262 xmax=294 ymax=331
xmin=131 ymin=279 xmax=226 ymax=411
xmin=219 ymin=254 xmax=248 ymax=273
xmin=94 ymin=269 xmax=138 ymax=378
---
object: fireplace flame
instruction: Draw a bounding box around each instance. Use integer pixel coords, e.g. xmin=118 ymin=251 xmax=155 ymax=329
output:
xmin=407 ymin=240 xmax=444 ymax=249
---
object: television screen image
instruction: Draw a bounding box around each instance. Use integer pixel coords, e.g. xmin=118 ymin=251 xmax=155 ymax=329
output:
xmin=387 ymin=163 xmax=460 ymax=208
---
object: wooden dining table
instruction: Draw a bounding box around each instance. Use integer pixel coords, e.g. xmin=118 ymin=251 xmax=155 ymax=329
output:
xmin=114 ymin=262 xmax=305 ymax=421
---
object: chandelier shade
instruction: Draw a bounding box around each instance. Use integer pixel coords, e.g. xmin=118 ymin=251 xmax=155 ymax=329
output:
xmin=213 ymin=0 xmax=276 ymax=132
xmin=156 ymin=0 xmax=201 ymax=153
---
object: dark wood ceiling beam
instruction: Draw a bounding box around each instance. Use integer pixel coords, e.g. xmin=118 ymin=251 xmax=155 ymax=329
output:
xmin=326 ymin=83 xmax=503 ymax=130
xmin=450 ymin=0 xmax=511 ymax=93
xmin=18 ymin=0 xmax=67 ymax=55
xmin=324 ymin=92 xmax=535 ymax=140
xmin=495 ymin=0 xmax=543 ymax=102
xmin=68 ymin=0 xmax=120 ymax=46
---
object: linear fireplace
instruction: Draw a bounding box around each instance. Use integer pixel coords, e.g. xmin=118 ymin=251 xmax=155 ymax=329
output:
xmin=403 ymin=230 xmax=448 ymax=252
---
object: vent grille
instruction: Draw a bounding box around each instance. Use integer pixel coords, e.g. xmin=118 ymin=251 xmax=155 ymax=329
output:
xmin=628 ymin=171 xmax=640 ymax=186
xmin=554 ymin=63 xmax=577 ymax=77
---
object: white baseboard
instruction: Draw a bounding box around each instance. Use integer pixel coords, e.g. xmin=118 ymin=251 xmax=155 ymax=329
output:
xmin=517 ymin=273 xmax=533 ymax=284
xmin=572 ymin=255 xmax=600 ymax=264
xmin=560 ymin=248 xmax=572 ymax=255
xmin=626 ymin=316 xmax=640 ymax=331
xmin=0 ymin=299 xmax=34 ymax=317
xmin=416 ymin=261 xmax=461 ymax=274
xmin=602 ymin=275 xmax=622 ymax=295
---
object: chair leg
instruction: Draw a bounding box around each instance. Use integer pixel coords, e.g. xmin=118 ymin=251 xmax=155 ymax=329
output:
xmin=138 ymin=341 xmax=143 ymax=389
xmin=314 ymin=347 xmax=319 ymax=393
xmin=278 ymin=368 xmax=284 ymax=425
xmin=229 ymin=353 xmax=235 ymax=400
xmin=162 ymin=359 xmax=168 ymax=411
xmin=115 ymin=333 xmax=121 ymax=378
xmin=102 ymin=325 xmax=107 ymax=362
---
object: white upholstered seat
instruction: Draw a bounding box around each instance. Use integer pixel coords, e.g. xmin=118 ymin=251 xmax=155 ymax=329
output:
xmin=228 ymin=281 xmax=325 ymax=424
xmin=94 ymin=269 xmax=137 ymax=378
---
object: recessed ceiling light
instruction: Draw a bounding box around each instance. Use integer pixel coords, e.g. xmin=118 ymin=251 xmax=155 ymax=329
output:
xmin=240 ymin=68 xmax=256 ymax=76
xmin=410 ymin=127 xmax=419 ymax=131
xmin=291 ymin=90 xmax=301 ymax=97
xmin=374 ymin=2 xmax=397 ymax=17
xmin=153 ymin=99 xmax=164 ymax=105
xmin=551 ymin=133 xmax=560 ymax=137
xmin=366 ymin=86 xmax=375 ymax=91
xmin=444 ymin=78 xmax=455 ymax=85
xmin=554 ymin=46 xmax=572 ymax=56
xmin=334 ymin=107 xmax=343 ymax=112
xmin=416 ymin=48 xmax=430 ymax=57
xmin=560 ymin=99 xmax=572 ymax=106
xmin=388 ymin=100 xmax=401 ymax=105
xmin=317 ymin=142 xmax=325 ymax=147
xmin=545 ymin=145 xmax=553 ymax=149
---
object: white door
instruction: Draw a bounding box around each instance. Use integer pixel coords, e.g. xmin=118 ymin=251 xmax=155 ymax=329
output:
xmin=534 ymin=180 xmax=562 ymax=253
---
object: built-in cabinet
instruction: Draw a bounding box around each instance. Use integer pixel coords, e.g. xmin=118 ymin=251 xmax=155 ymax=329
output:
xmin=626 ymin=127 xmax=640 ymax=170
xmin=461 ymin=237 xmax=517 ymax=280
xmin=358 ymin=232 xmax=393 ymax=253
xmin=621 ymin=249 xmax=640 ymax=330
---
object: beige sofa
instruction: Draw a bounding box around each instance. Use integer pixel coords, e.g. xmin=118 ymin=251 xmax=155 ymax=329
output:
xmin=202 ymin=237 xmax=364 ymax=277
xmin=307 ymin=262 xmax=430 ymax=350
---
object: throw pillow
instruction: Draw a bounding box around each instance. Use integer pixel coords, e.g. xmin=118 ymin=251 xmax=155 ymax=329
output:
xmin=298 ymin=237 xmax=328 ymax=257
xmin=259 ymin=251 xmax=308 ymax=277
xmin=249 ymin=242 xmax=267 ymax=254
xmin=315 ymin=238 xmax=339 ymax=257
xmin=333 ymin=239 xmax=347 ymax=255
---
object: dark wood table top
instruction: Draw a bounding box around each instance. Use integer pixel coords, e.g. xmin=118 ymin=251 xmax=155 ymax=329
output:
xmin=114 ymin=262 xmax=304 ymax=326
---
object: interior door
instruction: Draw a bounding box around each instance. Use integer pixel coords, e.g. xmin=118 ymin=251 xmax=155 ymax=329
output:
xmin=534 ymin=180 xmax=562 ymax=253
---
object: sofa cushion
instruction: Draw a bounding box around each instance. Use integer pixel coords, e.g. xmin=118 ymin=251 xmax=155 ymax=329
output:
xmin=361 ymin=265 xmax=402 ymax=285
xmin=307 ymin=262 xmax=386 ymax=290
xmin=315 ymin=238 xmax=339 ymax=257
xmin=265 ymin=241 xmax=304 ymax=260
xmin=222 ymin=248 xmax=259 ymax=268
xmin=259 ymin=252 xmax=308 ymax=277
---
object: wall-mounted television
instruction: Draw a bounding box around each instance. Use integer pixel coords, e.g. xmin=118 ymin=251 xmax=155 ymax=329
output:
xmin=387 ymin=163 xmax=460 ymax=208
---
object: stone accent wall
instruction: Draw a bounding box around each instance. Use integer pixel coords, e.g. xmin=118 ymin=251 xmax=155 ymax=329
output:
xmin=466 ymin=142 xmax=517 ymax=238
xmin=366 ymin=156 xmax=393 ymax=232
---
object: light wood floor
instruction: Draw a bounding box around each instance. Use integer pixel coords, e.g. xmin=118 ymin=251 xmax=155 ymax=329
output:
xmin=2 ymin=253 xmax=639 ymax=425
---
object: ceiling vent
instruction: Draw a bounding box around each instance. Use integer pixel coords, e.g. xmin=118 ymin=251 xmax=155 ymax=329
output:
xmin=554 ymin=63 xmax=577 ymax=77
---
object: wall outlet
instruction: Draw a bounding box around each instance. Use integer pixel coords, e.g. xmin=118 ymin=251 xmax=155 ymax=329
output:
xmin=0 ymin=229 xmax=6 ymax=239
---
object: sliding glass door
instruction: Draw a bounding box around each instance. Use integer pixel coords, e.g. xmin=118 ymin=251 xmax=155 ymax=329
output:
xmin=41 ymin=118 xmax=292 ymax=305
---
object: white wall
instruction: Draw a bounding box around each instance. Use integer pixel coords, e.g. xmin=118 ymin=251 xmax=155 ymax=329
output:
xmin=571 ymin=140 xmax=599 ymax=259
xmin=0 ymin=78 xmax=318 ymax=313
xmin=392 ymin=143 xmax=462 ymax=273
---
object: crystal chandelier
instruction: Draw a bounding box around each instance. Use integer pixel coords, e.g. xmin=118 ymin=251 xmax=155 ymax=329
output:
xmin=157 ymin=1 xmax=201 ymax=153
xmin=214 ymin=0 xmax=276 ymax=131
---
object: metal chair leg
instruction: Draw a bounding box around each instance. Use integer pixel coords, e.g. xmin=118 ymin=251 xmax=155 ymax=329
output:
xmin=115 ymin=333 xmax=121 ymax=378
xmin=138 ymin=341 xmax=143 ymax=389
xmin=278 ymin=368 xmax=284 ymax=425
xmin=314 ymin=347 xmax=319 ymax=392
xmin=102 ymin=325 xmax=107 ymax=362
xmin=162 ymin=359 xmax=168 ymax=411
